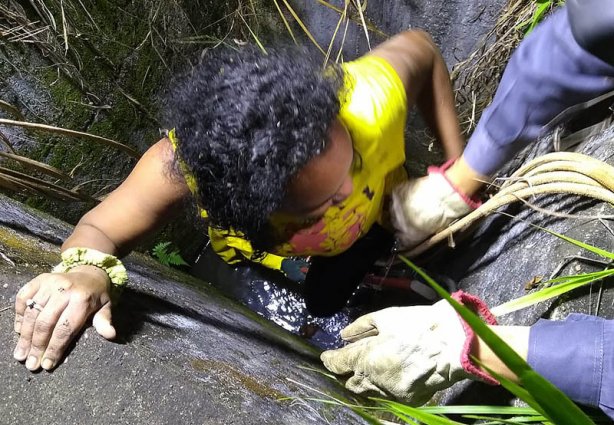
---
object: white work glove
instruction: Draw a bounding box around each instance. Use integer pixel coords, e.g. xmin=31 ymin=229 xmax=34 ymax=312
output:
xmin=391 ymin=160 xmax=480 ymax=248
xmin=320 ymin=291 xmax=498 ymax=406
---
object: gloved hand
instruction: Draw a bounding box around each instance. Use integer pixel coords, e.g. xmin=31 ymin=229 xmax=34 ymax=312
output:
xmin=390 ymin=160 xmax=480 ymax=248
xmin=320 ymin=291 xmax=498 ymax=406
xmin=281 ymin=258 xmax=310 ymax=282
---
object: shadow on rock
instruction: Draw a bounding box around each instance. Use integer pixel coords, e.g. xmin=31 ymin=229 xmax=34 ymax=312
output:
xmin=111 ymin=286 xmax=320 ymax=362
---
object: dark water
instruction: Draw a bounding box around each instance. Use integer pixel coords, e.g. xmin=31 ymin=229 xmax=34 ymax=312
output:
xmin=191 ymin=245 xmax=444 ymax=350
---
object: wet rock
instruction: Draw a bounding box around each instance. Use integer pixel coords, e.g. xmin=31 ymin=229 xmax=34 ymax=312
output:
xmin=0 ymin=195 xmax=366 ymax=425
xmin=292 ymin=0 xmax=506 ymax=65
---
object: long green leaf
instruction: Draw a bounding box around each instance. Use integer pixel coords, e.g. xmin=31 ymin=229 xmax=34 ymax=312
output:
xmin=492 ymin=269 xmax=614 ymax=316
xmin=415 ymin=405 xmax=539 ymax=415
xmin=475 ymin=359 xmax=545 ymax=417
xmin=349 ymin=407 xmax=384 ymax=425
xmin=527 ymin=1 xmax=552 ymax=33
xmin=283 ymin=377 xmax=384 ymax=424
xmin=398 ymin=255 xmax=595 ymax=425
xmin=533 ymin=225 xmax=614 ymax=261
xmin=543 ymin=269 xmax=614 ymax=285
xmin=462 ymin=415 xmax=546 ymax=424
xmin=377 ymin=400 xmax=464 ymax=425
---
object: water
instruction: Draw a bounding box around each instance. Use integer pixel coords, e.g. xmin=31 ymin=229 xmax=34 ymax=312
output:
xmin=191 ymin=245 xmax=437 ymax=349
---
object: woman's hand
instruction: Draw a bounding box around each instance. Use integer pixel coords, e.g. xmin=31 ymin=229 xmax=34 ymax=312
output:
xmin=13 ymin=265 xmax=116 ymax=371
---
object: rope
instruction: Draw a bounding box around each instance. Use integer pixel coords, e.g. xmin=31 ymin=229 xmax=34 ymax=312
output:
xmin=400 ymin=152 xmax=614 ymax=258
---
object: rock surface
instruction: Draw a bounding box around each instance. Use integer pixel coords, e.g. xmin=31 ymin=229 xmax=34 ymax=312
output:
xmin=0 ymin=196 xmax=365 ymax=425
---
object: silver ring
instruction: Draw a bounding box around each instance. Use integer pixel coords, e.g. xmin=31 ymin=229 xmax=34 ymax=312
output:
xmin=26 ymin=298 xmax=44 ymax=312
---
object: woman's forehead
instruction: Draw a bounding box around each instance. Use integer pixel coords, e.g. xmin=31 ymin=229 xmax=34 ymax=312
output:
xmin=283 ymin=119 xmax=353 ymax=213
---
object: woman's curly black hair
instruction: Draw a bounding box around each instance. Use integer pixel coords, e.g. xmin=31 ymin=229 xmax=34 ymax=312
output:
xmin=166 ymin=46 xmax=345 ymax=249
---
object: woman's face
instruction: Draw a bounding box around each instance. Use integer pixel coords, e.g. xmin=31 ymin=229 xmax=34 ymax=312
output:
xmin=281 ymin=119 xmax=354 ymax=220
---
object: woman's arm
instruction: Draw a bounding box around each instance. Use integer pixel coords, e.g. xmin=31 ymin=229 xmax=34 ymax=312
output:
xmin=14 ymin=138 xmax=191 ymax=371
xmin=63 ymin=138 xmax=190 ymax=256
xmin=370 ymin=30 xmax=464 ymax=160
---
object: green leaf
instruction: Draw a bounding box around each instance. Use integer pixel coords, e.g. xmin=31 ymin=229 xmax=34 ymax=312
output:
xmin=414 ymin=405 xmax=539 ymax=415
xmin=526 ymin=1 xmax=552 ymax=33
xmin=349 ymin=407 xmax=385 ymax=425
xmin=492 ymin=269 xmax=614 ymax=316
xmin=167 ymin=251 xmax=189 ymax=266
xmin=398 ymin=256 xmax=595 ymax=425
xmin=376 ymin=399 xmax=465 ymax=424
xmin=462 ymin=415 xmax=546 ymax=424
xmin=152 ymin=241 xmax=188 ymax=267
xmin=491 ymin=221 xmax=614 ymax=315
xmin=534 ymin=226 xmax=614 ymax=261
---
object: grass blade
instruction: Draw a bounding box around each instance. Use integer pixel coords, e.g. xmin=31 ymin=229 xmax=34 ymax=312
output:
xmin=272 ymin=0 xmax=297 ymax=43
xmin=534 ymin=226 xmax=614 ymax=261
xmin=0 ymin=100 xmax=24 ymax=120
xmin=352 ymin=0 xmax=371 ymax=50
xmin=335 ymin=17 xmax=350 ymax=63
xmin=0 ymin=167 xmax=95 ymax=202
xmin=462 ymin=414 xmax=546 ymax=424
xmin=0 ymin=130 xmax=16 ymax=153
xmin=280 ymin=0 xmax=325 ymax=55
xmin=0 ymin=118 xmax=139 ymax=158
xmin=415 ymin=405 xmax=539 ymax=415
xmin=323 ymin=0 xmax=348 ymax=67
xmin=238 ymin=12 xmax=266 ymax=54
xmin=492 ymin=269 xmax=614 ymax=316
xmin=376 ymin=399 xmax=465 ymax=424
xmin=0 ymin=151 xmax=72 ymax=181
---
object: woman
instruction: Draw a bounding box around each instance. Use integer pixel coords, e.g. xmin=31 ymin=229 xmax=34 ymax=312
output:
xmin=13 ymin=30 xmax=482 ymax=371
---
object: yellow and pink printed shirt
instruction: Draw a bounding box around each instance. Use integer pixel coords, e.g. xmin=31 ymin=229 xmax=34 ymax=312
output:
xmin=171 ymin=55 xmax=408 ymax=271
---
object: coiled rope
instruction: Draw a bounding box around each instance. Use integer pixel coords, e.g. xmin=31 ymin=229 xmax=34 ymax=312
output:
xmin=400 ymin=152 xmax=614 ymax=258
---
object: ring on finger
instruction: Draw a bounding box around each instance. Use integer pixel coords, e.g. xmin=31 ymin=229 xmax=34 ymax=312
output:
xmin=26 ymin=298 xmax=44 ymax=312
xmin=57 ymin=287 xmax=65 ymax=293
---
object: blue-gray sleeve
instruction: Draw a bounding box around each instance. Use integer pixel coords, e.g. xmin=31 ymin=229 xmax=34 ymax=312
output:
xmin=463 ymin=6 xmax=614 ymax=176
xmin=528 ymin=314 xmax=614 ymax=419
xmin=568 ymin=0 xmax=614 ymax=66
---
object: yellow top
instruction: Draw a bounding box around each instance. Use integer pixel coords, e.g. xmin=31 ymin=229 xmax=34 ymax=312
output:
xmin=170 ymin=55 xmax=408 ymax=271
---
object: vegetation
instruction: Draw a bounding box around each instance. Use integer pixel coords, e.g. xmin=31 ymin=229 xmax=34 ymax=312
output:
xmin=517 ymin=0 xmax=565 ymax=34
xmin=493 ymin=225 xmax=614 ymax=316
xmin=0 ymin=0 xmax=269 ymax=223
xmin=152 ymin=241 xmax=188 ymax=268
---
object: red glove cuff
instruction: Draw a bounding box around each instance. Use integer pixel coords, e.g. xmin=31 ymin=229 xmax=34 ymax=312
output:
xmin=427 ymin=159 xmax=482 ymax=210
xmin=451 ymin=290 xmax=499 ymax=385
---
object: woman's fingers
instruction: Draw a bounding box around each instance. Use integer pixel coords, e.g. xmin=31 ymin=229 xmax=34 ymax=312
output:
xmin=40 ymin=301 xmax=90 ymax=371
xmin=14 ymin=268 xmax=114 ymax=371
xmin=13 ymin=292 xmax=52 ymax=363
xmin=92 ymin=303 xmax=116 ymax=340
xmin=13 ymin=273 xmax=102 ymax=371
xmin=24 ymin=295 xmax=70 ymax=370
xmin=14 ymin=276 xmax=43 ymax=333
